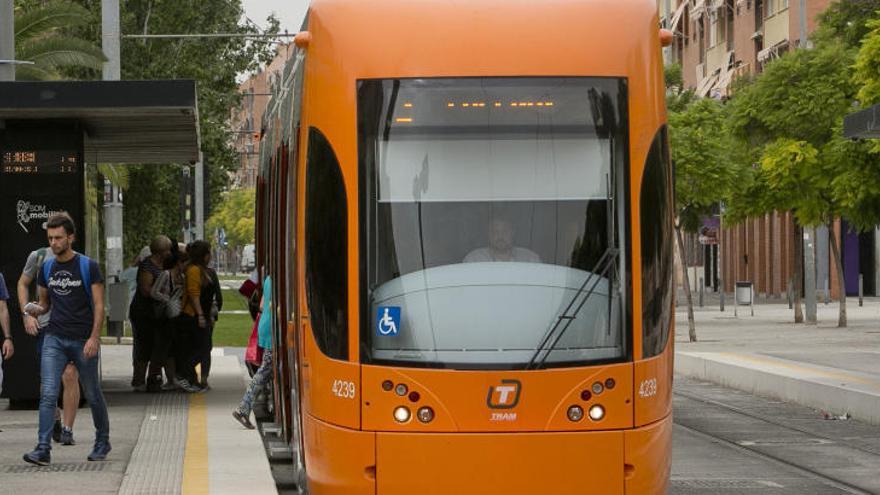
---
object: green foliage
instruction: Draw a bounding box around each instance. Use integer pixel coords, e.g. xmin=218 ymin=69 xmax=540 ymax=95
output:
xmin=669 ymin=98 xmax=738 ymax=232
xmin=823 ymin=129 xmax=880 ymax=230
xmin=664 ymin=63 xmax=683 ymax=90
xmin=727 ymin=43 xmax=856 ymax=149
xmin=814 ymin=0 xmax=880 ymax=49
xmin=724 ymin=42 xmax=862 ymax=228
xmin=854 ymin=18 xmax=880 ymax=106
xmin=207 ymin=188 xmax=255 ymax=249
xmin=12 ymin=1 xmax=106 ymax=80
xmin=664 ymin=62 xmax=697 ymax=113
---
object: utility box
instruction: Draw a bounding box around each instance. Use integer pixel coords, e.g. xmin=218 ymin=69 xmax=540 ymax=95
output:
xmin=0 ymin=124 xmax=86 ymax=404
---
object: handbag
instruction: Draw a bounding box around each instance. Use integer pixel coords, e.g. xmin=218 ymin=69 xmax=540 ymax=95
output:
xmin=245 ymin=314 xmax=264 ymax=366
xmin=150 ymin=270 xmax=183 ymax=319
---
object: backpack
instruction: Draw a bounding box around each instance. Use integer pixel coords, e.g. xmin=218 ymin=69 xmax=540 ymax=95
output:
xmin=42 ymin=254 xmax=94 ymax=310
xmin=28 ymin=248 xmax=48 ymax=302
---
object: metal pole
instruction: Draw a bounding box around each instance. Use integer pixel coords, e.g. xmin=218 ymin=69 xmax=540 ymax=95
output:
xmin=101 ymin=0 xmax=123 ymax=340
xmin=699 ymin=277 xmax=704 ymax=307
xmin=0 ymin=0 xmax=14 ymax=81
xmin=799 ymin=0 xmax=808 ymax=48
xmin=804 ymin=228 xmax=817 ymax=324
xmin=824 ymin=278 xmax=830 ymax=305
xmin=195 ymin=151 xmax=205 ymax=240
xmin=101 ymin=0 xmax=121 ymax=81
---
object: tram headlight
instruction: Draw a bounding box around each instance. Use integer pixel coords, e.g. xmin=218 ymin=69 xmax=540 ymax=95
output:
xmin=589 ymin=404 xmax=606 ymax=421
xmin=393 ymin=406 xmax=411 ymax=423
xmin=567 ymin=405 xmax=584 ymax=422
xmin=417 ymin=407 xmax=435 ymax=423
xmin=591 ymin=382 xmax=604 ymax=395
xmin=395 ymin=383 xmax=408 ymax=396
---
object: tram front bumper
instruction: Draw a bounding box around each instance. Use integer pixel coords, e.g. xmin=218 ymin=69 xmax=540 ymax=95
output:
xmin=376 ymin=429 xmax=626 ymax=495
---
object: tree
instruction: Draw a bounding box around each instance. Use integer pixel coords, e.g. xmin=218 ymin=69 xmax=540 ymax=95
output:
xmin=855 ymin=18 xmax=880 ymax=109
xmin=207 ymin=188 xmax=255 ymax=249
xmin=726 ymin=43 xmax=857 ymax=326
xmin=815 ymin=0 xmax=880 ymax=50
xmin=59 ymin=0 xmax=279 ymax=258
xmin=669 ymin=98 xmax=739 ymax=341
xmin=12 ymin=1 xmax=106 ymax=80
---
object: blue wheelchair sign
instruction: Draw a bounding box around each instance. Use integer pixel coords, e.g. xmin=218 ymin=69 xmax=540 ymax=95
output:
xmin=376 ymin=306 xmax=401 ymax=337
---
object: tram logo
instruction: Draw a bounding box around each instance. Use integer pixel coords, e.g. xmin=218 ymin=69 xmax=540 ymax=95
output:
xmin=486 ymin=379 xmax=522 ymax=409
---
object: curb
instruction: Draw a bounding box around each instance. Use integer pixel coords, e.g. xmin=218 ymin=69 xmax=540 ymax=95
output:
xmin=675 ymin=351 xmax=880 ymax=426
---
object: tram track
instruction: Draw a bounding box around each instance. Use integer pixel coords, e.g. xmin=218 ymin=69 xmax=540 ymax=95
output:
xmin=672 ymin=422 xmax=875 ymax=495
xmin=673 ymin=387 xmax=880 ymax=495
xmin=673 ymin=389 xmax=880 ymax=458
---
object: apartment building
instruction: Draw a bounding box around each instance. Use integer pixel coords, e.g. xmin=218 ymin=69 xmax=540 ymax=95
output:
xmin=660 ymin=0 xmax=830 ymax=98
xmin=657 ymin=0 xmax=880 ymax=300
xmin=230 ymin=44 xmax=293 ymax=189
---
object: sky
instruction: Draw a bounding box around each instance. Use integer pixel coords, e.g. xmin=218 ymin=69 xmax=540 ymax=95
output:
xmin=241 ymin=0 xmax=310 ymax=34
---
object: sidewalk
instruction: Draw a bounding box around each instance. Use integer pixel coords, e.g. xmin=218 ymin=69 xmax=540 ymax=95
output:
xmin=0 ymin=345 xmax=276 ymax=494
xmin=674 ymin=298 xmax=880 ymax=425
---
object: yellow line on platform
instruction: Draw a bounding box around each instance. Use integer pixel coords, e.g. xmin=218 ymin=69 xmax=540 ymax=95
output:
xmin=183 ymin=393 xmax=209 ymax=494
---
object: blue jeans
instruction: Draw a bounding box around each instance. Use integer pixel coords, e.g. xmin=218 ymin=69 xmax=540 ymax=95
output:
xmin=38 ymin=333 xmax=109 ymax=449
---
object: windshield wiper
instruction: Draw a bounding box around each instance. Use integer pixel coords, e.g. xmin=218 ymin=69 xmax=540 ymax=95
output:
xmin=525 ymin=247 xmax=619 ymax=370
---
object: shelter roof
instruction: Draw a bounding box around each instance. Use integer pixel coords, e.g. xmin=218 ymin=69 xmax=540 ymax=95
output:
xmin=0 ymin=79 xmax=200 ymax=164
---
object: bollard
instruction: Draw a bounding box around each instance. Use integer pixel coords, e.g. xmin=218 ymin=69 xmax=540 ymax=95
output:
xmin=859 ymin=274 xmax=864 ymax=307
xmin=787 ymin=280 xmax=793 ymax=310
xmin=699 ymin=277 xmax=704 ymax=307
xmin=720 ymin=277 xmax=725 ymax=312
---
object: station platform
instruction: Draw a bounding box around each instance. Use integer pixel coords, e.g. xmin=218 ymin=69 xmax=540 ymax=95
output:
xmin=675 ymin=298 xmax=880 ymax=426
xmin=0 ymin=345 xmax=277 ymax=494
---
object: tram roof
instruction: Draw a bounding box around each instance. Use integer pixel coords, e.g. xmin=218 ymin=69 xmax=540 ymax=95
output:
xmin=305 ymin=0 xmax=659 ymax=78
xmin=0 ymin=79 xmax=200 ymax=164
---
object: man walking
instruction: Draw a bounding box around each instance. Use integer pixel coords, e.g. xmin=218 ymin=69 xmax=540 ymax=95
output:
xmin=18 ymin=244 xmax=81 ymax=445
xmin=23 ymin=214 xmax=110 ymax=465
xmin=0 ymin=271 xmax=14 ymax=391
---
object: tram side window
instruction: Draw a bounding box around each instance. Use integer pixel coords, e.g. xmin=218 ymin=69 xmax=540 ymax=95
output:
xmin=640 ymin=126 xmax=674 ymax=358
xmin=305 ymin=128 xmax=348 ymax=360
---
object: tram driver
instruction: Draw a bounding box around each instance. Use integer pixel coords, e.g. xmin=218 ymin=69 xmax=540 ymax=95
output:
xmin=463 ymin=217 xmax=541 ymax=263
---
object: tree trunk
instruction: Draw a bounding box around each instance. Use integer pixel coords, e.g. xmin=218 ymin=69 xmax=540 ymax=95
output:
xmin=676 ymin=226 xmax=697 ymax=342
xmin=792 ymin=224 xmax=804 ymax=323
xmin=827 ymin=223 xmax=847 ymax=328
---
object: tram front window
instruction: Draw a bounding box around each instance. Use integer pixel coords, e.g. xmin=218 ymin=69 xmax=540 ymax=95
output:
xmin=358 ymin=77 xmax=629 ymax=370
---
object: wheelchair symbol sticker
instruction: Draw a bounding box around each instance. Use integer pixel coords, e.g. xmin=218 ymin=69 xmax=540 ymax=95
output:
xmin=377 ymin=306 xmax=401 ymax=337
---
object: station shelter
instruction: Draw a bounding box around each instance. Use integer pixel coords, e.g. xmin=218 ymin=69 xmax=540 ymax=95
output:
xmin=0 ymin=80 xmax=200 ymax=404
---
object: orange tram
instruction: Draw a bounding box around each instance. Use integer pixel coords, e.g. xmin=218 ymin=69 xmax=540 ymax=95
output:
xmin=253 ymin=0 xmax=674 ymax=493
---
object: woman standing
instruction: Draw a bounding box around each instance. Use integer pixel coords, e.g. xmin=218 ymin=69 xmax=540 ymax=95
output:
xmin=195 ymin=261 xmax=222 ymax=389
xmin=176 ymin=240 xmax=212 ymax=391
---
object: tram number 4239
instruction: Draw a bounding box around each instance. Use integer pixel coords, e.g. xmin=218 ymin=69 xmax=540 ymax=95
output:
xmin=332 ymin=380 xmax=356 ymax=399
xmin=638 ymin=378 xmax=658 ymax=399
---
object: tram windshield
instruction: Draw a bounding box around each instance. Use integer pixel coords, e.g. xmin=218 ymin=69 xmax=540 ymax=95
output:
xmin=358 ymin=77 xmax=629 ymax=370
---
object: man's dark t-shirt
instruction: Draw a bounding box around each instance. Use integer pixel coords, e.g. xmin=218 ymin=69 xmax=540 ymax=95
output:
xmin=38 ymin=254 xmax=104 ymax=340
